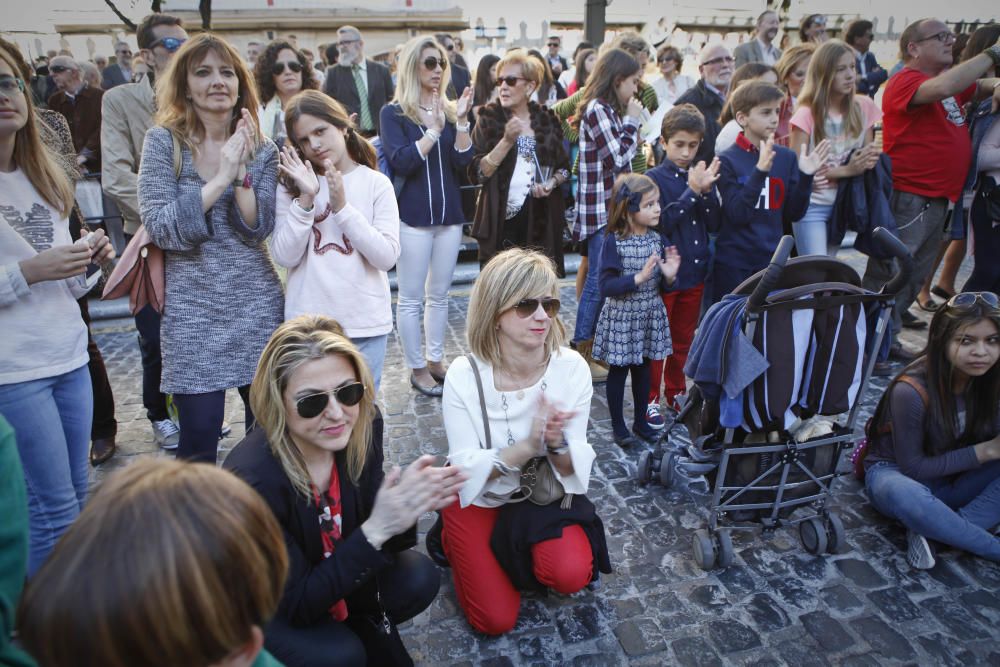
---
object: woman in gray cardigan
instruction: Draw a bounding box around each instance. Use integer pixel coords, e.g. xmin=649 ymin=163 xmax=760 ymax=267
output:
xmin=138 ymin=34 xmax=284 ymax=463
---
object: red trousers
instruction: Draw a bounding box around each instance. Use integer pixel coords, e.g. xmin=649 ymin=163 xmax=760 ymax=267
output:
xmin=441 ymin=501 xmax=593 ymax=635
xmin=649 ymin=284 xmax=703 ymax=406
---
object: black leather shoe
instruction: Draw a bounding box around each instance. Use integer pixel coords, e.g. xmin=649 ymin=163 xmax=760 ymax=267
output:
xmin=425 ymin=512 xmax=449 ymax=567
xmin=90 ymin=437 xmax=116 ymax=467
xmin=613 ymin=432 xmax=640 ymax=448
xmin=901 ymin=311 xmax=927 ymax=330
xmin=889 ymin=343 xmax=917 ymax=363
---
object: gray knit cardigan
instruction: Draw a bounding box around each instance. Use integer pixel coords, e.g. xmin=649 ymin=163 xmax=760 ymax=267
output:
xmin=138 ymin=126 xmax=284 ymax=394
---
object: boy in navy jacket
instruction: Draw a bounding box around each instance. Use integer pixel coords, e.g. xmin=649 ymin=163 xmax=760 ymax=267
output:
xmin=712 ymin=81 xmax=829 ymax=303
xmin=644 ymin=104 xmax=721 ymax=424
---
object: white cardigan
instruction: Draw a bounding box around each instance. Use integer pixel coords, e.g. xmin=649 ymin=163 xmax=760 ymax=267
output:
xmin=272 ymin=164 xmax=400 ymax=338
xmin=442 ymin=348 xmax=596 ymax=508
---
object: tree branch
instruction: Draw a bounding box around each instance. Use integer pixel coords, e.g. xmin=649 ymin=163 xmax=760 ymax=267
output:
xmin=102 ymin=0 xmax=137 ymax=31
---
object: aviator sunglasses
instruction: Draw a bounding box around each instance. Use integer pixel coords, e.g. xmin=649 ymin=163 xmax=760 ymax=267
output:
xmin=272 ymin=61 xmax=303 ymax=75
xmin=946 ymin=292 xmax=1000 ymax=311
xmin=512 ymin=298 xmax=560 ymax=318
xmin=149 ymin=37 xmax=187 ymax=53
xmin=295 ymin=382 xmax=365 ymax=419
xmin=423 ymin=56 xmax=448 ymax=70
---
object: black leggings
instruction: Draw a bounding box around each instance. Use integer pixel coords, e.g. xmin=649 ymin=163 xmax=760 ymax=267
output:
xmin=173 ymin=385 xmax=252 ymax=463
xmin=264 ymin=550 xmax=440 ymax=667
xmin=606 ymin=360 xmax=651 ymax=437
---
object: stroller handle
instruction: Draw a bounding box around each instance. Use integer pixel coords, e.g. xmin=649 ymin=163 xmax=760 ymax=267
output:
xmin=874 ymin=227 xmax=914 ymax=297
xmin=747 ymin=235 xmax=795 ymax=312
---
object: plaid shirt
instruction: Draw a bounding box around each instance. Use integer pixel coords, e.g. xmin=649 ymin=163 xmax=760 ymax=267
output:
xmin=573 ymin=98 xmax=640 ymax=241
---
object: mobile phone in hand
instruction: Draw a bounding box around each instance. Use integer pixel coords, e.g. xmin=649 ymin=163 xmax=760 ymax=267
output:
xmin=81 ymin=232 xmax=102 ymax=290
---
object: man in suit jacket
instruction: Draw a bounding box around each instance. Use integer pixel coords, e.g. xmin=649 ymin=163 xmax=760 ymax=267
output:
xmin=101 ymin=42 xmax=133 ymax=89
xmin=545 ymin=36 xmax=569 ymax=78
xmin=47 ymin=56 xmax=103 ymax=172
xmin=845 ymin=19 xmax=888 ymax=97
xmin=323 ymin=25 xmax=394 ymax=136
xmin=734 ymin=10 xmax=782 ymax=68
xmin=434 ymin=33 xmax=470 ymax=100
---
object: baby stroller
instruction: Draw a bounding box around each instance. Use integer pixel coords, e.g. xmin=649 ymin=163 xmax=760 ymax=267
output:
xmin=636 ymin=229 xmax=913 ymax=569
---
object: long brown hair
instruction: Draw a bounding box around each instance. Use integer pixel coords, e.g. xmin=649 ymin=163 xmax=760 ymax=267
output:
xmin=281 ymin=90 xmax=376 ymax=197
xmin=250 ymin=315 xmax=376 ymax=497
xmin=18 ymin=459 xmax=288 ymax=667
xmin=573 ymin=48 xmax=639 ymax=132
xmin=796 ymin=40 xmax=863 ymax=144
xmin=573 ymin=48 xmax=596 ymax=91
xmin=154 ymin=33 xmax=262 ymax=153
xmin=0 ymin=46 xmax=74 ymax=218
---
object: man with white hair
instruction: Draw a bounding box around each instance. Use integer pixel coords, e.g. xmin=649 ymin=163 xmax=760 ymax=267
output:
xmin=734 ymin=11 xmax=782 ymax=68
xmin=47 ymin=55 xmax=103 ymax=171
xmin=323 ymin=25 xmax=394 ymax=136
xmin=246 ymin=41 xmax=262 ymax=68
xmin=674 ymin=43 xmax=735 ymax=165
xmin=101 ymin=41 xmax=133 ymax=89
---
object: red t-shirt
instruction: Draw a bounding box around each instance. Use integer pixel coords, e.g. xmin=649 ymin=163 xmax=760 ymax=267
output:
xmin=882 ymin=67 xmax=976 ymax=202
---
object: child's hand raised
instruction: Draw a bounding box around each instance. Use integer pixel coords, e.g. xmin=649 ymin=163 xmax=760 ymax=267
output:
xmin=756 ymin=136 xmax=775 ymax=173
xmin=322 ymin=159 xmax=347 ymax=213
xmin=688 ymin=158 xmax=721 ymax=194
xmin=798 ymin=138 xmax=831 ymax=175
xmin=658 ymin=245 xmax=682 ymax=284
xmin=634 ymin=253 xmax=660 ymax=286
xmin=278 ymin=145 xmax=320 ymax=203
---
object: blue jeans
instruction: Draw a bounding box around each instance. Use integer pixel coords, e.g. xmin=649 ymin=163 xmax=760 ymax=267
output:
xmin=352 ymin=334 xmax=388 ymax=393
xmin=792 ymin=203 xmax=835 ymax=256
xmin=573 ymin=231 xmax=605 ymax=344
xmin=0 ymin=364 xmax=92 ymax=575
xmin=866 ymin=460 xmax=1000 ymax=561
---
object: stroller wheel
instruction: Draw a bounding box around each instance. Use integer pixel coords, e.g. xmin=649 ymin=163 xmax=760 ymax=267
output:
xmin=716 ymin=530 xmax=734 ymax=568
xmin=659 ymin=452 xmax=677 ymax=488
xmin=637 ymin=451 xmax=654 ymax=486
xmin=825 ymin=513 xmax=846 ymax=554
xmin=692 ymin=529 xmax=716 ymax=570
xmin=799 ymin=517 xmax=828 ymax=555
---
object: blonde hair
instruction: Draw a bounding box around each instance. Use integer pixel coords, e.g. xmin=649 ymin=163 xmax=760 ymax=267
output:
xmin=154 ymin=33 xmax=262 ymax=154
xmin=775 ymin=42 xmax=816 ymax=92
xmin=0 ymin=46 xmax=74 ymax=218
xmin=466 ymin=248 xmax=566 ymax=370
xmin=18 ymin=459 xmax=287 ymax=667
xmin=496 ymin=49 xmax=543 ymax=89
xmin=392 ymin=35 xmax=456 ymax=126
xmin=796 ymin=40 xmax=864 ymax=144
xmin=250 ymin=315 xmax=375 ymax=498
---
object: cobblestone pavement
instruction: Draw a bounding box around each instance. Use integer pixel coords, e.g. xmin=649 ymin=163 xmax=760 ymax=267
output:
xmin=89 ymin=249 xmax=1000 ymax=666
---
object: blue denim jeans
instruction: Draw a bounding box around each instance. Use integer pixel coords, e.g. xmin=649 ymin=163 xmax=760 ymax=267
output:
xmin=352 ymin=333 xmax=389 ymax=393
xmin=0 ymin=364 xmax=92 ymax=575
xmin=573 ymin=231 xmax=606 ymax=344
xmin=865 ymin=460 xmax=1000 ymax=561
xmin=792 ymin=203 xmax=835 ymax=256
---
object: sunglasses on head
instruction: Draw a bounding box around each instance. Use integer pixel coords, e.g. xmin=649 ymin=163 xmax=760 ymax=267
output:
xmin=495 ymin=75 xmax=528 ymax=88
xmin=295 ymin=382 xmax=366 ymax=419
xmin=423 ymin=56 xmax=448 ymax=70
xmin=946 ymin=292 xmax=1000 ymax=311
xmin=512 ymin=298 xmax=560 ymax=318
xmin=149 ymin=37 xmax=187 ymax=53
xmin=272 ymin=61 xmax=303 ymax=75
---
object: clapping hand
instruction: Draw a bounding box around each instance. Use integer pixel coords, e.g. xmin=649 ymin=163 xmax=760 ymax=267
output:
xmin=455 ymin=86 xmax=474 ymax=121
xmin=428 ymin=90 xmax=446 ymax=133
xmin=502 ymin=114 xmax=529 ymax=143
xmin=798 ymin=138 xmax=831 ymax=176
xmin=658 ymin=245 xmax=681 ymax=284
xmin=322 ymin=159 xmax=347 ymax=213
xmin=688 ymin=158 xmax=721 ymax=194
xmin=756 ymin=135 xmax=776 ymax=172
xmin=278 ymin=145 xmax=320 ymax=207
xmin=635 ymin=253 xmax=660 ymax=285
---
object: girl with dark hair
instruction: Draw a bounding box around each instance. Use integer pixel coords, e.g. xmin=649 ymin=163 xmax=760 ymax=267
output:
xmin=800 ymin=14 xmax=829 ymax=44
xmin=254 ymin=40 xmax=319 ymax=142
xmin=273 ymin=91 xmax=400 ymax=391
xmin=864 ymin=293 xmax=1000 ymax=569
xmin=566 ymin=48 xmax=595 ymax=96
xmin=472 ymin=53 xmax=500 ymax=118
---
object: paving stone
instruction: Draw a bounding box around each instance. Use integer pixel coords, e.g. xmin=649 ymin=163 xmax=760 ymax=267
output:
xmin=922 ymin=596 xmax=989 ymax=640
xmin=917 ymin=633 xmax=973 ymax=667
xmin=671 ymin=636 xmax=724 ymax=667
xmin=769 ymin=637 xmax=832 ymax=667
xmin=849 ymin=616 xmax=915 ymax=660
xmin=716 ymin=565 xmax=759 ymax=597
xmin=481 ymin=657 xmax=515 ymax=667
xmin=866 ymin=587 xmax=923 ymax=622
xmin=707 ymin=618 xmax=762 ymax=653
xmin=516 ymin=635 xmax=563 ymax=663
xmin=613 ymin=618 xmax=667 ymax=656
xmin=820 ymin=584 xmax=864 ymax=616
xmin=745 ymin=593 xmax=791 ymax=632
xmin=554 ymin=604 xmax=601 ymax=644
xmin=799 ymin=610 xmax=853 ymax=651
xmin=839 ymin=654 xmax=882 ymax=667
xmin=767 ymin=577 xmax=816 ymax=610
xmin=834 ymin=558 xmax=888 ymax=588
xmin=960 ymin=589 xmax=1000 ymax=625
xmin=688 ymin=584 xmax=729 ymax=611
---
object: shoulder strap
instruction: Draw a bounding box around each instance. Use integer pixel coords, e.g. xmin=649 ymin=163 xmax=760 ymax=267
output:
xmin=874 ymin=374 xmax=929 ymax=436
xmin=466 ymin=355 xmax=492 ymax=450
xmin=896 ymin=375 xmax=930 ymax=408
xmin=171 ymin=132 xmax=182 ymax=179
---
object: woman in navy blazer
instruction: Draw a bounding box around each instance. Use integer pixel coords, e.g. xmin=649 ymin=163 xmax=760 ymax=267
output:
xmin=379 ymin=35 xmax=474 ymax=397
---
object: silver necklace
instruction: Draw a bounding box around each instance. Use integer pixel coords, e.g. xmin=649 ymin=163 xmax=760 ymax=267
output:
xmin=500 ymin=379 xmax=547 ymax=447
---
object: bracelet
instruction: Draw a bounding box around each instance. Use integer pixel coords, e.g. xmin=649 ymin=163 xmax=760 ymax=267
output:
xmin=483 ymin=153 xmax=501 ymax=169
xmin=233 ymin=171 xmax=252 ymax=189
xmin=456 ymin=121 xmax=471 ymax=133
xmin=984 ymin=45 xmax=1000 ymax=67
xmin=492 ymin=450 xmax=521 ymax=475
xmin=425 ymin=128 xmax=441 ymax=142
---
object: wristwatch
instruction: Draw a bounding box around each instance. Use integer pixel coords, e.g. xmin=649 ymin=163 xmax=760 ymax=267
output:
xmin=547 ymin=437 xmax=570 ymax=456
xmin=233 ymin=171 xmax=252 ymax=189
xmin=985 ymin=44 xmax=1000 ymax=67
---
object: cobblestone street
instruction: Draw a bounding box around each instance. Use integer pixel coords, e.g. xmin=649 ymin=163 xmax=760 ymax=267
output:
xmin=88 ymin=249 xmax=1000 ymax=666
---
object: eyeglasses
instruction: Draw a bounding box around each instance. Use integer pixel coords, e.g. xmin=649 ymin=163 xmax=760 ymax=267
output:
xmin=702 ymin=56 xmax=735 ymax=67
xmin=0 ymin=76 xmax=25 ymax=95
xmin=337 ymin=39 xmax=360 ymax=48
xmin=272 ymin=61 xmax=303 ymax=75
xmin=512 ymin=298 xmax=560 ymax=318
xmin=915 ymin=31 xmax=957 ymax=44
xmin=295 ymin=382 xmax=366 ymax=419
xmin=547 ymin=43 xmax=560 ymax=48
xmin=423 ymin=57 xmax=448 ymax=71
xmin=495 ymin=75 xmax=528 ymax=88
xmin=149 ymin=37 xmax=187 ymax=53
xmin=443 ymin=43 xmax=455 ymax=51
xmin=946 ymin=292 xmax=1000 ymax=311
xmin=658 ymin=56 xmax=676 ymax=63
xmin=48 ymin=65 xmax=75 ymax=74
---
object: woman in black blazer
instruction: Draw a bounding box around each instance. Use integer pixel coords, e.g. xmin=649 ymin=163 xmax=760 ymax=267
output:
xmin=224 ymin=315 xmax=465 ymax=667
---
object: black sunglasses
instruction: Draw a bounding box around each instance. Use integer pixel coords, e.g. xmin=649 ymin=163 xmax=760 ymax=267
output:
xmin=423 ymin=57 xmax=448 ymax=70
xmin=946 ymin=292 xmax=1000 ymax=311
xmin=495 ymin=75 xmax=528 ymax=88
xmin=512 ymin=298 xmax=560 ymax=318
xmin=149 ymin=37 xmax=187 ymax=53
xmin=295 ymin=382 xmax=366 ymax=419
xmin=272 ymin=61 xmax=303 ymax=75
xmin=48 ymin=65 xmax=74 ymax=74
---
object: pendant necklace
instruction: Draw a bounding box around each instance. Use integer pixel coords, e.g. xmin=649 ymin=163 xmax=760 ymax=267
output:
xmin=500 ymin=379 xmax=547 ymax=447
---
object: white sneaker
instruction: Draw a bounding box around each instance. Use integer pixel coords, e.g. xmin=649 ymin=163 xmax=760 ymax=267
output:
xmin=220 ymin=420 xmax=232 ymax=438
xmin=152 ymin=419 xmax=180 ymax=450
xmin=906 ymin=530 xmax=936 ymax=570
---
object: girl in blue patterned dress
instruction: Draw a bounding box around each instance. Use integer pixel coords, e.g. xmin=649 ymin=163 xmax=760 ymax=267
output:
xmin=594 ymin=173 xmax=681 ymax=447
